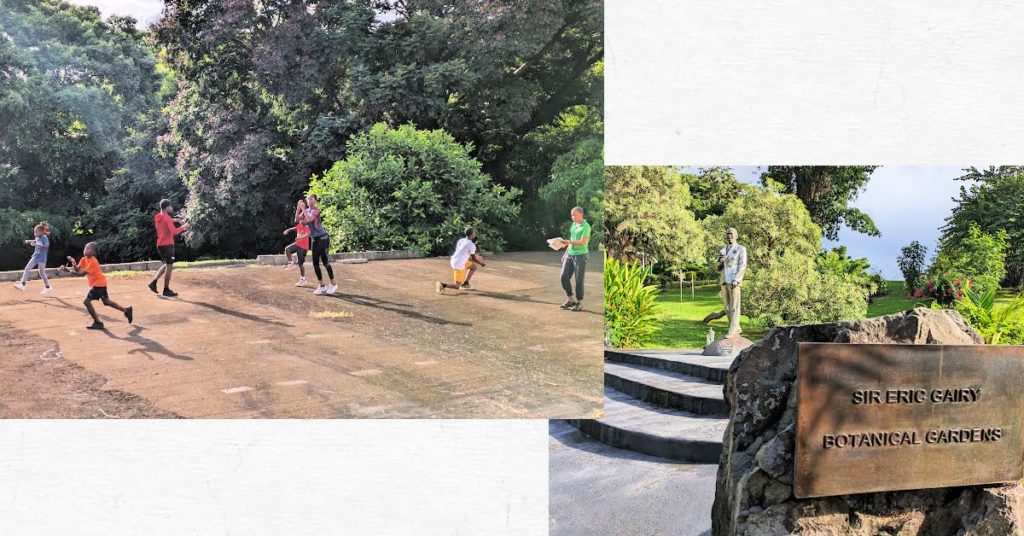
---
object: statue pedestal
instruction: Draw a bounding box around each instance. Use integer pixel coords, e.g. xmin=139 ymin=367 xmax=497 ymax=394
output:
xmin=702 ymin=334 xmax=753 ymax=356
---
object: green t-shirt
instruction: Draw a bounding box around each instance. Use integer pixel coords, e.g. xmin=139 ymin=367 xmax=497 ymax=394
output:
xmin=568 ymin=220 xmax=591 ymax=255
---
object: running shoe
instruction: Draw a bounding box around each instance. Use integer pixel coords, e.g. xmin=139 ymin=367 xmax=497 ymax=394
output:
xmin=41 ymin=286 xmax=52 ymax=295
xmin=125 ymin=306 xmax=134 ymax=324
xmin=568 ymin=303 xmax=583 ymax=312
xmin=285 ymin=261 xmax=295 ymax=271
xmin=162 ymin=288 xmax=178 ymax=298
xmin=460 ymin=282 xmax=472 ymax=290
xmin=559 ymin=299 xmax=576 ymax=309
xmin=313 ymin=285 xmax=326 ymax=295
xmin=326 ymin=284 xmax=338 ymax=295
xmin=148 ymin=280 xmax=158 ymax=294
xmin=14 ymin=282 xmax=26 ymax=291
xmin=435 ymin=281 xmax=445 ymax=294
xmin=87 ymin=321 xmax=105 ymax=330
xmin=296 ymin=277 xmax=307 ymax=287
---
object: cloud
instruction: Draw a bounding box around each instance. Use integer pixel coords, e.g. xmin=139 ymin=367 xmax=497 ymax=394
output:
xmin=64 ymin=0 xmax=164 ymax=27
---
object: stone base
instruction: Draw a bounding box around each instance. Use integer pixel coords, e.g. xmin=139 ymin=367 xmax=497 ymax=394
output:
xmin=702 ymin=334 xmax=754 ymax=356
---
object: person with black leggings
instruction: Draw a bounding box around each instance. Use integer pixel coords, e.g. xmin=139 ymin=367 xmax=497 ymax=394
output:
xmin=301 ymin=194 xmax=337 ymax=296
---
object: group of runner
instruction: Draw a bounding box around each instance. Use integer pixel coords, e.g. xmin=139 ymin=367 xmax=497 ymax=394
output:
xmin=12 ymin=196 xmax=591 ymax=329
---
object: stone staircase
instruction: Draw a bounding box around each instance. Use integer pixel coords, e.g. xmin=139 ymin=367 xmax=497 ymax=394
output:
xmin=567 ymin=349 xmax=733 ymax=463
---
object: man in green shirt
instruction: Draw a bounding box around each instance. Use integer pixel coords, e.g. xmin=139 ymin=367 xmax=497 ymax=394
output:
xmin=560 ymin=206 xmax=591 ymax=312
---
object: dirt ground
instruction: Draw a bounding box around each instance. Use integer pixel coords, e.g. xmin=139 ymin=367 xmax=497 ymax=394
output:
xmin=0 ymin=251 xmax=603 ymax=419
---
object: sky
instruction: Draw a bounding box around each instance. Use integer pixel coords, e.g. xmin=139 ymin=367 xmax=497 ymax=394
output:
xmin=65 ymin=0 xmax=163 ymax=27
xmin=730 ymin=166 xmax=974 ymax=279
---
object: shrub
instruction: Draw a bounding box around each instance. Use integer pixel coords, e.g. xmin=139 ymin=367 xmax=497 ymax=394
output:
xmin=605 ymin=255 xmax=662 ymax=348
xmin=955 ymin=287 xmax=1024 ymax=344
xmin=308 ymin=123 xmax=521 ymax=255
xmin=914 ymin=273 xmax=969 ymax=306
xmin=929 ymin=223 xmax=1008 ymax=294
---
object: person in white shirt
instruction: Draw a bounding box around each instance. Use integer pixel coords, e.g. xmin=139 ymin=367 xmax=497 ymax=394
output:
xmin=436 ymin=227 xmax=487 ymax=294
xmin=717 ymin=227 xmax=748 ymax=336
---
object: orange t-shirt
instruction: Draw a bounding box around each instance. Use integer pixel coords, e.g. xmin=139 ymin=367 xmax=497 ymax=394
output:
xmin=78 ymin=256 xmax=107 ymax=288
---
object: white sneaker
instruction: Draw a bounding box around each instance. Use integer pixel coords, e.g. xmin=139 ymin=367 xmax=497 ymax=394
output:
xmin=14 ymin=282 xmax=26 ymax=291
xmin=41 ymin=286 xmax=52 ymax=295
xmin=313 ymin=285 xmax=326 ymax=295
xmin=295 ymin=277 xmax=306 ymax=287
xmin=285 ymin=262 xmax=295 ymax=271
xmin=326 ymin=284 xmax=337 ymax=295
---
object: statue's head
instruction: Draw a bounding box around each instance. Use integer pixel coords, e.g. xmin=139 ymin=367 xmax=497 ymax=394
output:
xmin=726 ymin=227 xmax=738 ymax=244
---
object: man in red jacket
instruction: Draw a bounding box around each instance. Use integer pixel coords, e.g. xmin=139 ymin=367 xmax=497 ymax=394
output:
xmin=148 ymin=199 xmax=191 ymax=297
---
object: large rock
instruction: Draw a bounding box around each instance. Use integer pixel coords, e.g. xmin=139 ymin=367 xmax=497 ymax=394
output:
xmin=712 ymin=307 xmax=1024 ymax=535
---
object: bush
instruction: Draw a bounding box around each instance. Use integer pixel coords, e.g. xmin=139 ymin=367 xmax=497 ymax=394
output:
xmin=955 ymin=287 xmax=1024 ymax=344
xmin=308 ymin=123 xmax=521 ymax=255
xmin=868 ymin=271 xmax=888 ymax=297
xmin=929 ymin=223 xmax=1008 ymax=294
xmin=746 ymin=251 xmax=868 ymax=327
xmin=914 ymin=273 xmax=969 ymax=306
xmin=605 ymin=255 xmax=662 ymax=348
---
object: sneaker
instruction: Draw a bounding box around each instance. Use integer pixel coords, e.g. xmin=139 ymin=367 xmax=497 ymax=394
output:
xmin=435 ymin=281 xmax=445 ymax=294
xmin=568 ymin=302 xmax=583 ymax=312
xmin=125 ymin=306 xmax=133 ymax=324
xmin=41 ymin=286 xmax=52 ymax=295
xmin=295 ymin=277 xmax=307 ymax=287
xmin=560 ymin=299 xmax=576 ymax=309
xmin=460 ymin=282 xmax=472 ymax=290
xmin=285 ymin=261 xmax=295 ymax=271
xmin=148 ymin=281 xmax=158 ymax=294
xmin=14 ymin=282 xmax=26 ymax=291
xmin=162 ymin=288 xmax=178 ymax=298
xmin=86 ymin=321 xmax=105 ymax=330
xmin=326 ymin=284 xmax=338 ymax=295
xmin=313 ymin=285 xmax=326 ymax=295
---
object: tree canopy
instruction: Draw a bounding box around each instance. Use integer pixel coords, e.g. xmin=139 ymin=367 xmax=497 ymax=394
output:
xmin=760 ymin=166 xmax=879 ymax=240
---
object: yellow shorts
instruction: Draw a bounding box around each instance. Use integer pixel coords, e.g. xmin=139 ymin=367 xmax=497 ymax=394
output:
xmin=453 ymin=260 xmax=477 ymax=283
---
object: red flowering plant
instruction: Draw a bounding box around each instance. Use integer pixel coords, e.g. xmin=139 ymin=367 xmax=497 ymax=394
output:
xmin=913 ymin=273 xmax=972 ymax=306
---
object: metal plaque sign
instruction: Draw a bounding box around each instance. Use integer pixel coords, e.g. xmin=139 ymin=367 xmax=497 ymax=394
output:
xmin=794 ymin=343 xmax=1024 ymax=498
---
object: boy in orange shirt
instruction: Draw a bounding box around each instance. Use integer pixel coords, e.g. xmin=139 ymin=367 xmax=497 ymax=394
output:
xmin=61 ymin=242 xmax=134 ymax=330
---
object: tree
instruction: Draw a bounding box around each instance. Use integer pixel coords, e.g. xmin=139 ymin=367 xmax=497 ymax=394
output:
xmin=539 ymin=136 xmax=603 ymax=246
xmin=604 ymin=166 xmax=707 ymax=273
xmin=680 ymin=167 xmax=752 ymax=219
xmin=704 ymin=187 xmax=868 ymax=326
xmin=897 ymin=241 xmax=928 ymax=294
xmin=930 ymin=222 xmax=1009 ymax=294
xmin=941 ymin=166 xmax=1024 ymax=287
xmin=760 ymin=166 xmax=879 ymax=240
xmin=817 ymin=246 xmax=880 ymax=298
xmin=307 ymin=123 xmax=520 ymax=255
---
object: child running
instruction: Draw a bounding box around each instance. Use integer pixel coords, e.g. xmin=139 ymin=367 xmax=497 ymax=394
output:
xmin=61 ymin=242 xmax=133 ymax=330
xmin=435 ymin=227 xmax=486 ymax=294
xmin=283 ymin=199 xmax=310 ymax=287
xmin=14 ymin=222 xmax=53 ymax=295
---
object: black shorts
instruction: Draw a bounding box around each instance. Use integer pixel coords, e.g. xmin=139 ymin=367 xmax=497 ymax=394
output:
xmin=285 ymin=244 xmax=307 ymax=264
xmin=87 ymin=287 xmax=109 ymax=301
xmin=158 ymin=245 xmax=175 ymax=265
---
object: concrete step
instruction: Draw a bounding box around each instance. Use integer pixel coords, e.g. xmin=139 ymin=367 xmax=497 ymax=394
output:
xmin=604 ymin=362 xmax=728 ymax=417
xmin=568 ymin=388 xmax=726 ymax=463
xmin=604 ymin=348 xmax=733 ymax=383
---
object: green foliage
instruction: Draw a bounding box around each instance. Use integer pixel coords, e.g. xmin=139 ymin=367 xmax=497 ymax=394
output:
xmin=914 ymin=273 xmax=969 ymax=306
xmin=307 ymin=124 xmax=520 ymax=255
xmin=604 ymin=166 xmax=707 ymax=274
xmin=539 ymin=135 xmax=603 ymax=246
xmin=816 ymin=246 xmax=879 ymax=297
xmin=955 ymin=287 xmax=1024 ymax=344
xmin=897 ymin=241 xmax=928 ymax=294
xmin=942 ymin=166 xmax=1024 ymax=287
xmin=704 ymin=187 xmax=868 ymax=326
xmin=930 ymin=222 xmax=1008 ymax=294
xmin=760 ymin=166 xmax=879 ymax=240
xmin=680 ymin=167 xmax=753 ymax=219
xmin=604 ymin=255 xmax=662 ymax=348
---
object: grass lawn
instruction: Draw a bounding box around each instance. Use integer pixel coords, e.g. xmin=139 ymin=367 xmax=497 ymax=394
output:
xmin=646 ymin=280 xmax=929 ymax=349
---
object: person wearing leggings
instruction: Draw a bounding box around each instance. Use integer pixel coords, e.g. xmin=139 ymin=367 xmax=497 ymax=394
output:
xmin=301 ymin=194 xmax=337 ymax=296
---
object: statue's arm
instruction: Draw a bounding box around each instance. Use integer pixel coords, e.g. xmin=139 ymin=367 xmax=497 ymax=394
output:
xmin=736 ymin=247 xmax=748 ymax=282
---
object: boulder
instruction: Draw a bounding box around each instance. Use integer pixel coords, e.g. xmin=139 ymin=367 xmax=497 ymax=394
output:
xmin=712 ymin=307 xmax=1024 ymax=535
xmin=704 ymin=334 xmax=755 ymax=356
